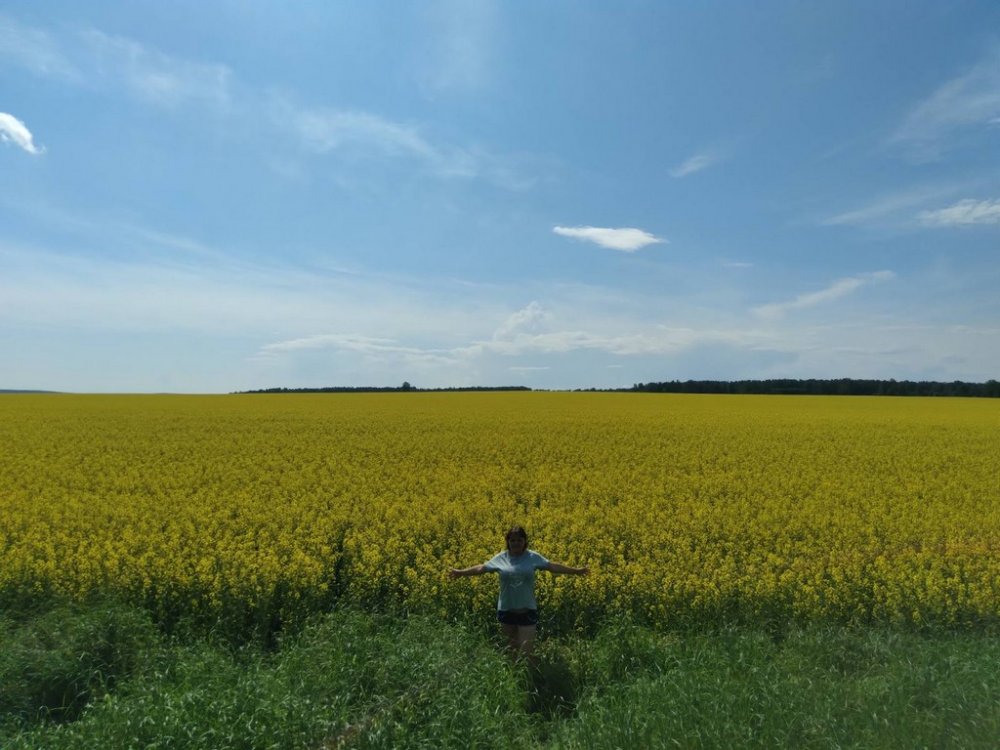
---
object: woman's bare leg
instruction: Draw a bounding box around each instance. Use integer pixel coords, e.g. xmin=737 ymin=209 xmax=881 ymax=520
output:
xmin=515 ymin=625 xmax=537 ymax=664
xmin=501 ymin=623 xmax=537 ymax=663
xmin=501 ymin=623 xmax=520 ymax=657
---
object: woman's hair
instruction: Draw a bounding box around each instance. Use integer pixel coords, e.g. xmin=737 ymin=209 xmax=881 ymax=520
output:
xmin=505 ymin=525 xmax=528 ymax=550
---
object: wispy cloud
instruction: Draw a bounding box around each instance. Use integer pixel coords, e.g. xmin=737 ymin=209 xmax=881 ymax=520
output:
xmin=823 ymin=183 xmax=965 ymax=227
xmin=256 ymin=333 xmax=459 ymax=366
xmin=456 ymin=304 xmax=761 ymax=359
xmin=6 ymin=235 xmax=996 ymax=387
xmin=670 ymin=150 xmax=721 ymax=178
xmin=0 ymin=112 xmax=43 ymax=154
xmin=919 ymin=198 xmax=1000 ymax=227
xmin=0 ymin=13 xmax=80 ymax=80
xmin=4 ymin=15 xmax=523 ymax=185
xmin=249 ymin=293 xmax=769 ymax=370
xmin=469 ymin=329 xmax=685 ymax=357
xmin=417 ymin=0 xmax=498 ymax=94
xmin=80 ymin=29 xmax=233 ymax=111
xmin=0 ymin=14 xmax=232 ymax=112
xmin=3 ymin=14 xmax=529 ymax=188
xmin=276 ymin=97 xmax=532 ymax=186
xmin=890 ymin=46 xmax=1000 ymax=159
xmin=260 ymin=323 xmax=756 ymax=364
xmin=752 ymin=271 xmax=895 ymax=320
xmin=0 ymin=197 xmax=235 ymax=264
xmin=250 ymin=316 xmax=1000 ymax=387
xmin=288 ymin=106 xmax=438 ymax=161
xmin=553 ymin=226 xmax=666 ymax=252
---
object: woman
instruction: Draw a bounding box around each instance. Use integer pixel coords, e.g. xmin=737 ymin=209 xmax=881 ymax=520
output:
xmin=448 ymin=525 xmax=589 ymax=661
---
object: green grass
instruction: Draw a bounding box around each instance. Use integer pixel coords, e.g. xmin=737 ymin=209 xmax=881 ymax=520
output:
xmin=0 ymin=596 xmax=158 ymax=728
xmin=543 ymin=624 xmax=1000 ymax=749
xmin=3 ymin=598 xmax=999 ymax=749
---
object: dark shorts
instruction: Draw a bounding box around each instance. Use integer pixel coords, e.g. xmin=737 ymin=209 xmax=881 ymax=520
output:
xmin=497 ymin=609 xmax=539 ymax=627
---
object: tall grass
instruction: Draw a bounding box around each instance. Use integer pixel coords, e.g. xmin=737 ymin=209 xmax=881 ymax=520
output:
xmin=2 ymin=600 xmax=531 ymax=750
xmin=4 ymin=598 xmax=999 ymax=749
xmin=0 ymin=596 xmax=157 ymax=728
xmin=543 ymin=623 xmax=1000 ymax=748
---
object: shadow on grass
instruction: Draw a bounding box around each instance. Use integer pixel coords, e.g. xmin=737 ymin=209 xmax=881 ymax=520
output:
xmin=525 ymin=647 xmax=579 ymax=722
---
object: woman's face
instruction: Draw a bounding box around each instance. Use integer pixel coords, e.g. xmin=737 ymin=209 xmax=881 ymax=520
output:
xmin=507 ymin=533 xmax=527 ymax=555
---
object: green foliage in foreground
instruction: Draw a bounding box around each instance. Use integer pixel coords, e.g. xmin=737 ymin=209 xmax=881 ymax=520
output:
xmin=2 ymin=601 xmax=530 ymax=750
xmin=3 ymin=599 xmax=1000 ymax=749
xmin=0 ymin=597 xmax=158 ymax=726
xmin=541 ymin=625 xmax=1000 ymax=749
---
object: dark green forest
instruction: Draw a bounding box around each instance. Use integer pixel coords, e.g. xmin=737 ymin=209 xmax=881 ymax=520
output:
xmin=626 ymin=378 xmax=1000 ymax=397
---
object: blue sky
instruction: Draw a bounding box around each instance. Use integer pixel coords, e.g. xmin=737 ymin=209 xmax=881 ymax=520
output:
xmin=2 ymin=1 xmax=998 ymax=392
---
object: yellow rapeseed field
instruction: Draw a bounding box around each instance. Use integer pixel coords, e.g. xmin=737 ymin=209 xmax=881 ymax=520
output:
xmin=1 ymin=393 xmax=998 ymax=630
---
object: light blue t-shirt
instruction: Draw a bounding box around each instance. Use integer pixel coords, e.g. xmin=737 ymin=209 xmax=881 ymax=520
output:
xmin=483 ymin=550 xmax=550 ymax=611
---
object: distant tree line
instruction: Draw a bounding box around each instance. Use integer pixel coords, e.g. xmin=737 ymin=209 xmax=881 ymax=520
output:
xmin=236 ymin=379 xmax=1000 ymax=397
xmin=238 ymin=383 xmax=532 ymax=394
xmin=627 ymin=379 xmax=1000 ymax=397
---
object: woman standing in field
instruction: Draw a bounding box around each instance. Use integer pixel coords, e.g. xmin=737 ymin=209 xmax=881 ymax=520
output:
xmin=448 ymin=526 xmax=589 ymax=661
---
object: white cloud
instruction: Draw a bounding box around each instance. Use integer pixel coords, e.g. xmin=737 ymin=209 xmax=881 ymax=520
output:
xmin=493 ymin=301 xmax=548 ymax=340
xmin=0 ymin=112 xmax=43 ymax=155
xmin=251 ymin=299 xmax=767 ymax=370
xmin=919 ymin=198 xmax=1000 ymax=227
xmin=891 ymin=46 xmax=1000 ymax=158
xmin=249 ymin=317 xmax=1000 ymax=388
xmin=752 ymin=271 xmax=895 ymax=320
xmin=6 ymin=234 xmax=997 ymax=389
xmin=670 ymin=151 xmax=720 ymax=178
xmin=461 ymin=325 xmax=759 ymax=359
xmin=553 ymin=226 xmax=666 ymax=252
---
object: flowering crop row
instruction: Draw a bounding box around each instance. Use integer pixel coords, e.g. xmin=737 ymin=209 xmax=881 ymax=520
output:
xmin=1 ymin=393 xmax=998 ymax=630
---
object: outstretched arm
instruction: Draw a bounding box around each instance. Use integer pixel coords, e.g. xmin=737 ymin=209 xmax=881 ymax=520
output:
xmin=544 ymin=562 xmax=589 ymax=575
xmin=448 ymin=564 xmax=488 ymax=579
